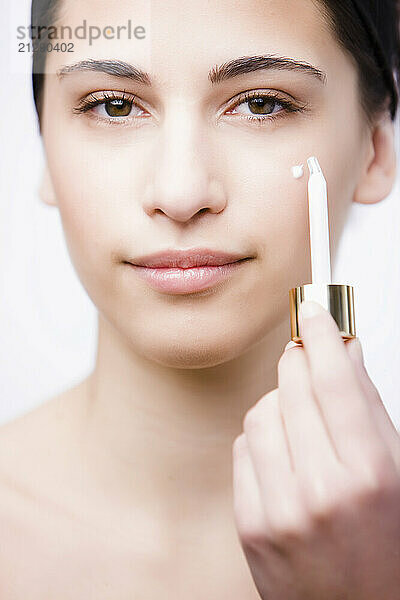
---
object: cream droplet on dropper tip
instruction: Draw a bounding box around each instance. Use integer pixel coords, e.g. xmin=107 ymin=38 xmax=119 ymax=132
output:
xmin=291 ymin=164 xmax=304 ymax=179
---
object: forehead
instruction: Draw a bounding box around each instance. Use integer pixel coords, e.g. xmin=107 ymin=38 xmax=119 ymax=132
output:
xmin=45 ymin=0 xmax=339 ymax=83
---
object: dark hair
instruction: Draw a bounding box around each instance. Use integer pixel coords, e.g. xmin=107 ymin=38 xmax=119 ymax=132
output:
xmin=316 ymin=0 xmax=400 ymax=125
xmin=31 ymin=0 xmax=62 ymax=124
xmin=31 ymin=0 xmax=400 ymax=127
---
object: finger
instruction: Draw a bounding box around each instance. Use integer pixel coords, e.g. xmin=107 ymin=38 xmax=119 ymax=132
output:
xmin=232 ymin=433 xmax=270 ymax=543
xmin=243 ymin=389 xmax=303 ymax=528
xmin=346 ymin=337 xmax=400 ymax=473
xmin=278 ymin=345 xmax=340 ymax=486
xmin=299 ymin=301 xmax=389 ymax=469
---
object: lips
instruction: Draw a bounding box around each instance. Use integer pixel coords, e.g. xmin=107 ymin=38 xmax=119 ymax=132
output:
xmin=126 ymin=247 xmax=254 ymax=294
xmin=128 ymin=248 xmax=252 ymax=269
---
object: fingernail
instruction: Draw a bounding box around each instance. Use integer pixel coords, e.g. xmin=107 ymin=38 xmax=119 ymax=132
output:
xmin=284 ymin=340 xmax=298 ymax=351
xmin=299 ymin=300 xmax=325 ymax=320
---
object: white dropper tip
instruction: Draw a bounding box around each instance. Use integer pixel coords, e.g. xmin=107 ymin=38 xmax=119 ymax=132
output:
xmin=306 ymin=155 xmax=331 ymax=285
xmin=307 ymin=156 xmax=322 ymax=175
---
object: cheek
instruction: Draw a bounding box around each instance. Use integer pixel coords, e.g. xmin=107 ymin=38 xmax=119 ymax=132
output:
xmin=46 ymin=123 xmax=145 ymax=243
xmin=218 ymin=132 xmax=312 ymax=288
xmin=44 ymin=133 xmax=135 ymax=302
xmin=292 ymin=116 xmax=363 ymax=258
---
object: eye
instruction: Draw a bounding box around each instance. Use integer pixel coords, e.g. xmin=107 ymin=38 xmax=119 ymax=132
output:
xmin=97 ymin=98 xmax=134 ymax=118
xmin=73 ymin=91 xmax=147 ymax=122
xmin=225 ymin=91 xmax=305 ymax=124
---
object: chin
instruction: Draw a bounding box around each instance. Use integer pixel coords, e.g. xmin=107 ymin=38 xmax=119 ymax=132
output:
xmin=137 ymin=333 xmax=249 ymax=370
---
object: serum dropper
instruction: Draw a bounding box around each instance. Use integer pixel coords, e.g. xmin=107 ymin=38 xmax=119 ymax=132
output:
xmin=289 ymin=156 xmax=356 ymax=344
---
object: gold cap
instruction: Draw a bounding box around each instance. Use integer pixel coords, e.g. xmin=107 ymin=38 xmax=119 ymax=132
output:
xmin=289 ymin=283 xmax=356 ymax=345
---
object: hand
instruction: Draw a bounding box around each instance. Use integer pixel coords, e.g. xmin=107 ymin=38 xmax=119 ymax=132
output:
xmin=232 ymin=300 xmax=400 ymax=600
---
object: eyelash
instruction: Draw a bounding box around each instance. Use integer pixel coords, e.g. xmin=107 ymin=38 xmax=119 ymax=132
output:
xmin=73 ymin=90 xmax=140 ymax=120
xmin=227 ymin=90 xmax=306 ymax=125
xmin=73 ymin=89 xmax=307 ymax=126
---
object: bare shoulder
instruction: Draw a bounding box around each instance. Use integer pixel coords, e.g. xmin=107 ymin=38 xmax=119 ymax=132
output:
xmin=0 ymin=376 xmax=90 ymax=508
xmin=0 ymin=378 xmax=94 ymax=595
xmin=0 ymin=377 xmax=89 ymax=482
xmin=0 ymin=379 xmax=89 ymax=507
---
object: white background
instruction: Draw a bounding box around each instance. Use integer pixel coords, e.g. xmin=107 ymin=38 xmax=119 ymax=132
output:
xmin=1 ymin=0 xmax=399 ymax=429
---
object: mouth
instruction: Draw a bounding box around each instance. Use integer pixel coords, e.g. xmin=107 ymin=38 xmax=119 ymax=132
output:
xmin=128 ymin=248 xmax=253 ymax=269
xmin=125 ymin=247 xmax=254 ymax=294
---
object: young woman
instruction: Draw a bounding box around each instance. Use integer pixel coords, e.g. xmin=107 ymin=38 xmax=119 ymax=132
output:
xmin=0 ymin=0 xmax=399 ymax=598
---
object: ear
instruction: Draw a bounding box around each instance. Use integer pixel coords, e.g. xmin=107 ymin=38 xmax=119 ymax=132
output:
xmin=353 ymin=115 xmax=397 ymax=205
xmin=39 ymin=165 xmax=57 ymax=206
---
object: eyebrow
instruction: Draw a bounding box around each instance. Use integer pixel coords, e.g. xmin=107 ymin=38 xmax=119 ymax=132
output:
xmin=57 ymin=54 xmax=327 ymax=86
xmin=57 ymin=59 xmax=151 ymax=85
xmin=209 ymin=54 xmax=327 ymax=85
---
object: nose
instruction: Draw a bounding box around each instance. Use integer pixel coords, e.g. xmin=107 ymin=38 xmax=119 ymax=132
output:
xmin=142 ymin=104 xmax=227 ymax=223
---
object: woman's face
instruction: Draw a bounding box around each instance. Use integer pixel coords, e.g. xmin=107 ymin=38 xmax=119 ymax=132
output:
xmin=41 ymin=0 xmax=368 ymax=368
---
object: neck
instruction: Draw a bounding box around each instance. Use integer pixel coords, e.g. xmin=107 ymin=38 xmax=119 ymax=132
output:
xmin=79 ymin=312 xmax=288 ymax=518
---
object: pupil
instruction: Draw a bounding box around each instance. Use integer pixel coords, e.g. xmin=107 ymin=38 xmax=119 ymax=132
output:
xmin=105 ymin=99 xmax=132 ymax=117
xmin=248 ymin=98 xmax=274 ymax=115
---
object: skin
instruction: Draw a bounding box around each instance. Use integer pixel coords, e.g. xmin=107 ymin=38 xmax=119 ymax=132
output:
xmin=0 ymin=0 xmax=398 ymax=597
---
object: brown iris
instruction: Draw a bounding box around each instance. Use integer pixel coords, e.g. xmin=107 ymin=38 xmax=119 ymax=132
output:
xmin=105 ymin=99 xmax=132 ymax=117
xmin=248 ymin=97 xmax=275 ymax=115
